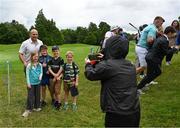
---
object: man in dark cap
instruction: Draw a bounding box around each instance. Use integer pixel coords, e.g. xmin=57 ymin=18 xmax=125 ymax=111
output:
xmin=84 ymin=36 xmax=140 ymax=127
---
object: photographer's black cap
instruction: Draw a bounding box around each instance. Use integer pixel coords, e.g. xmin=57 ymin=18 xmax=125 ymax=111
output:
xmin=52 ymin=45 xmax=59 ymax=51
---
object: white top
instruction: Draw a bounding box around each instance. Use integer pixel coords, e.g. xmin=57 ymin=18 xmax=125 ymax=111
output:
xmin=19 ymin=38 xmax=43 ymax=63
xmin=102 ymin=31 xmax=115 ymax=48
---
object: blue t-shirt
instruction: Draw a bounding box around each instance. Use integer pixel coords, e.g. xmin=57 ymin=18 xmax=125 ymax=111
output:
xmin=39 ymin=55 xmax=52 ymax=77
xmin=137 ymin=24 xmax=157 ymax=49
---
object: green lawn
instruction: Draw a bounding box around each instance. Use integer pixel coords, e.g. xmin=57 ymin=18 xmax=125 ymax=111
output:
xmin=0 ymin=43 xmax=179 ymax=127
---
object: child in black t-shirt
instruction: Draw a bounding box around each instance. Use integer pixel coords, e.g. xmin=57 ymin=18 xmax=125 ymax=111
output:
xmin=48 ymin=45 xmax=64 ymax=110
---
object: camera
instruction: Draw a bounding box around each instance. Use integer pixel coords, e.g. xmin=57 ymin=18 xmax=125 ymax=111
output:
xmin=88 ymin=53 xmax=99 ymax=61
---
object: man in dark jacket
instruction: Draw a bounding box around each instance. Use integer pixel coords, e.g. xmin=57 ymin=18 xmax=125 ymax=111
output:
xmin=84 ymin=36 xmax=140 ymax=127
xmin=137 ymin=26 xmax=177 ymax=94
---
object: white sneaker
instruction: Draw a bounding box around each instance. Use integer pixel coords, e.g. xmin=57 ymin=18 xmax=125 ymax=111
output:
xmin=150 ymin=81 xmax=158 ymax=85
xmin=139 ymin=74 xmax=145 ymax=79
xmin=142 ymin=85 xmax=150 ymax=91
xmin=166 ymin=62 xmax=171 ymax=66
xmin=33 ymin=108 xmax=42 ymax=112
xmin=22 ymin=110 xmax=31 ymax=117
xmin=137 ymin=89 xmax=145 ymax=95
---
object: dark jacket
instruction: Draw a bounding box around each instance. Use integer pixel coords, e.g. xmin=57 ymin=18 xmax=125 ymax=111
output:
xmin=85 ymin=36 xmax=140 ymax=115
xmin=146 ymin=35 xmax=174 ymax=64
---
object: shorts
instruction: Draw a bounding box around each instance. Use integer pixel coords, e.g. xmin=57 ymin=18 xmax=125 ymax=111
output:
xmin=135 ymin=45 xmax=148 ymax=68
xmin=41 ymin=76 xmax=50 ymax=86
xmin=63 ymin=81 xmax=79 ymax=97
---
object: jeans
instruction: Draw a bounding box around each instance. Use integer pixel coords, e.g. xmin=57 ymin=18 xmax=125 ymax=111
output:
xmin=166 ymin=47 xmax=174 ymax=62
xmin=137 ymin=59 xmax=161 ymax=89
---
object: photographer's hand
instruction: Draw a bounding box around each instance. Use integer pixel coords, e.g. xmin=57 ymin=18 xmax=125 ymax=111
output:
xmin=85 ymin=58 xmax=91 ymax=64
xmin=97 ymin=53 xmax=104 ymax=59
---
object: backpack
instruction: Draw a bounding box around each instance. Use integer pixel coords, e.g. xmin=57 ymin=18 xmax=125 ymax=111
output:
xmin=64 ymin=62 xmax=77 ymax=80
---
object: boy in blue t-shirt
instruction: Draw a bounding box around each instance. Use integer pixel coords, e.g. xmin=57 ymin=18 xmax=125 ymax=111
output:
xmin=39 ymin=45 xmax=52 ymax=107
xmin=63 ymin=51 xmax=79 ymax=111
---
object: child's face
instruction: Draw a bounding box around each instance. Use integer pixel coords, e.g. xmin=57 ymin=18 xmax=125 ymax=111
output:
xmin=41 ymin=49 xmax=48 ymax=56
xmin=66 ymin=54 xmax=73 ymax=63
xmin=52 ymin=50 xmax=59 ymax=58
xmin=32 ymin=53 xmax=39 ymax=63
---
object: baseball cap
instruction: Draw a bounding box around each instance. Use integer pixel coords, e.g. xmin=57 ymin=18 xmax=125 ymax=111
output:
xmin=52 ymin=45 xmax=59 ymax=51
xmin=154 ymin=16 xmax=165 ymax=22
xmin=110 ymin=26 xmax=120 ymax=31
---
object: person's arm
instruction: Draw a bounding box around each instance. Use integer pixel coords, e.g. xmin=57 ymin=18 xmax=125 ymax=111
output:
xmin=74 ymin=64 xmax=79 ymax=87
xmin=84 ymin=60 xmax=108 ymax=81
xmin=48 ymin=67 xmax=57 ymax=77
xmin=158 ymin=37 xmax=175 ymax=55
xmin=26 ymin=64 xmax=31 ymax=88
xmin=19 ymin=42 xmax=28 ymax=66
xmin=39 ymin=63 xmax=43 ymax=81
xmin=19 ymin=53 xmax=28 ymax=67
xmin=147 ymin=36 xmax=154 ymax=45
xmin=147 ymin=29 xmax=156 ymax=45
xmin=56 ymin=67 xmax=63 ymax=80
xmin=75 ymin=75 xmax=79 ymax=87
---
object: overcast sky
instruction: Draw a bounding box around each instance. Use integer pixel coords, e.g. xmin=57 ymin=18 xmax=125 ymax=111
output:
xmin=0 ymin=0 xmax=180 ymax=33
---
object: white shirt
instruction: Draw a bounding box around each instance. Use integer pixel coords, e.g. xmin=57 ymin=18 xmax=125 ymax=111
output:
xmin=102 ymin=31 xmax=115 ymax=48
xmin=19 ymin=38 xmax=43 ymax=63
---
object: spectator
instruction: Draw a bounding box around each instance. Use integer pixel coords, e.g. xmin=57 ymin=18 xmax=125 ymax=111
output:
xmin=165 ymin=20 xmax=180 ymax=65
xmin=19 ymin=29 xmax=43 ymax=74
xmin=102 ymin=26 xmax=120 ymax=49
xmin=22 ymin=52 xmax=43 ymax=117
xmin=137 ymin=26 xmax=177 ymax=94
xmin=85 ymin=35 xmax=140 ymax=127
xmin=135 ymin=16 xmax=165 ymax=75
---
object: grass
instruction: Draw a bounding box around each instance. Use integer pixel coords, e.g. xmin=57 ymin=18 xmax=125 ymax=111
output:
xmin=0 ymin=42 xmax=179 ymax=127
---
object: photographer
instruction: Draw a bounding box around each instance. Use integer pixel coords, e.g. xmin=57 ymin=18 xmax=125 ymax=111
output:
xmin=84 ymin=35 xmax=140 ymax=127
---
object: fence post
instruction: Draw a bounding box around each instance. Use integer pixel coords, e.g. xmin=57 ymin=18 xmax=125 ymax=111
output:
xmin=7 ymin=60 xmax=10 ymax=105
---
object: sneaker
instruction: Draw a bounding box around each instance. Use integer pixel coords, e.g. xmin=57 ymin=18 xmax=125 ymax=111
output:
xmin=22 ymin=110 xmax=31 ymax=117
xmin=141 ymin=83 xmax=150 ymax=91
xmin=139 ymin=74 xmax=145 ymax=79
xmin=72 ymin=104 xmax=77 ymax=111
xmin=41 ymin=100 xmax=47 ymax=107
xmin=54 ymin=101 xmax=61 ymax=110
xmin=33 ymin=108 xmax=42 ymax=112
xmin=150 ymin=81 xmax=158 ymax=85
xmin=166 ymin=61 xmax=171 ymax=66
xmin=63 ymin=103 xmax=69 ymax=110
xmin=137 ymin=89 xmax=145 ymax=95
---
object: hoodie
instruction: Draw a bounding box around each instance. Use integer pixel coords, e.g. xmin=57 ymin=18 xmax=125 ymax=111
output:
xmin=85 ymin=35 xmax=140 ymax=115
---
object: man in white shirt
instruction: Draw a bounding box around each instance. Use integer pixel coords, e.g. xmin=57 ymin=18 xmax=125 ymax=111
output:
xmin=19 ymin=29 xmax=43 ymax=72
xmin=102 ymin=26 xmax=120 ymax=48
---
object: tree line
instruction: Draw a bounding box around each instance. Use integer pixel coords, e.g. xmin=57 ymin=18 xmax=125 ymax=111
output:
xmin=0 ymin=9 xmax=147 ymax=45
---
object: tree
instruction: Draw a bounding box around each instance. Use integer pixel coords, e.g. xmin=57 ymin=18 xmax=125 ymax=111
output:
xmin=61 ymin=29 xmax=77 ymax=44
xmin=84 ymin=32 xmax=97 ymax=45
xmin=0 ymin=20 xmax=28 ymax=44
xmin=35 ymin=9 xmax=64 ymax=45
xmin=98 ymin=22 xmax=110 ymax=42
xmin=76 ymin=26 xmax=88 ymax=43
xmin=87 ymin=22 xmax=100 ymax=45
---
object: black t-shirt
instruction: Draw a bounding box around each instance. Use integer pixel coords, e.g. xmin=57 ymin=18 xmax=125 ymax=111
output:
xmin=48 ymin=57 xmax=64 ymax=78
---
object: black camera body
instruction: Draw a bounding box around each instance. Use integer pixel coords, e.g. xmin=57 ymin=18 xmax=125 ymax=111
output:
xmin=88 ymin=53 xmax=99 ymax=61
